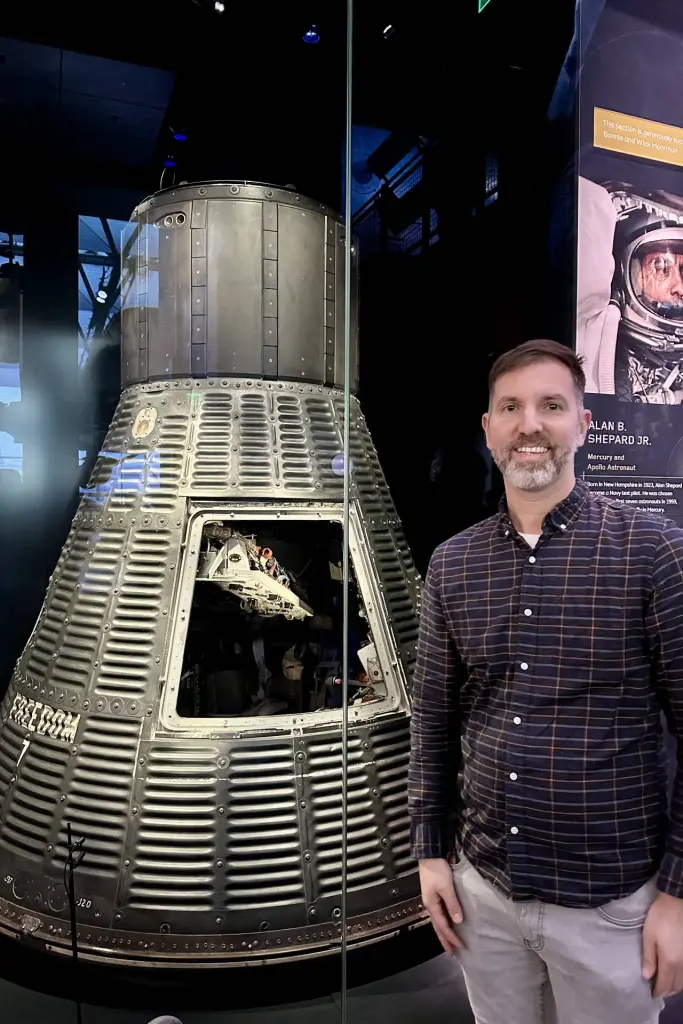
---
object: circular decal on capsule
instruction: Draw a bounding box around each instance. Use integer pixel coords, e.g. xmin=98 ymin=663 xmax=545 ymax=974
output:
xmin=132 ymin=407 xmax=157 ymax=439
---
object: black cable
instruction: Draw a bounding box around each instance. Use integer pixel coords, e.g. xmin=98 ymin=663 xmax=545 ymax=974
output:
xmin=65 ymin=822 xmax=84 ymax=1024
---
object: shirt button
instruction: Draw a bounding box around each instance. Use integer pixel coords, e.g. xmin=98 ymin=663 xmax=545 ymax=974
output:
xmin=505 ymin=530 xmax=510 ymax=537
xmin=524 ymin=608 xmax=532 ymax=617
xmin=510 ymin=772 xmax=518 ymax=780
xmin=529 ymin=556 xmax=536 ymax=564
xmin=560 ymin=524 xmax=567 ymax=531
xmin=513 ymin=716 xmax=522 ymax=724
xmin=510 ymin=826 xmax=519 ymax=835
xmin=520 ymin=662 xmax=529 ymax=671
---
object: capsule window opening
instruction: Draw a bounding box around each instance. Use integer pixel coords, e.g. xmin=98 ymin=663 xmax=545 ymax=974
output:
xmin=176 ymin=518 xmax=387 ymax=719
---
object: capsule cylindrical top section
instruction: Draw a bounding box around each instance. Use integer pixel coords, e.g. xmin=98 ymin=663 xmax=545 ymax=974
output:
xmin=120 ymin=181 xmax=359 ymax=392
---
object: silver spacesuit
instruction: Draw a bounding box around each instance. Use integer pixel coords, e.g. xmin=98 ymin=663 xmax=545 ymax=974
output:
xmin=578 ymin=177 xmax=683 ymax=403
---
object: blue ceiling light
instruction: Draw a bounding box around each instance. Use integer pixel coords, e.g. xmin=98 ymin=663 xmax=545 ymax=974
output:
xmin=303 ymin=24 xmax=320 ymax=44
xmin=173 ymin=130 xmax=187 ymax=142
xmin=164 ymin=155 xmax=176 ymax=167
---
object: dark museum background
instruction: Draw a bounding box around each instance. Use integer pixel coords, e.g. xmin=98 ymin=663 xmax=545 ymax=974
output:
xmin=0 ymin=2 xmax=600 ymax=1022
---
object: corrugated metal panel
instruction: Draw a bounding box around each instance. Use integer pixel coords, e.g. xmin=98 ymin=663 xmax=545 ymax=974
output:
xmin=96 ymin=531 xmax=170 ymax=698
xmin=128 ymin=746 xmax=218 ymax=910
xmin=224 ymin=745 xmax=303 ymax=910
xmin=190 ymin=392 xmax=232 ymax=489
xmin=276 ymin=394 xmax=314 ymax=488
xmin=55 ymin=717 xmax=141 ymax=877
xmin=27 ymin=525 xmax=115 ymax=690
xmin=309 ymin=737 xmax=384 ymax=896
xmin=2 ymin=734 xmax=70 ymax=861
xmin=235 ymin=390 xmax=274 ymax=490
xmin=0 ymin=708 xmax=21 ymax=822
xmin=374 ymin=723 xmax=414 ymax=876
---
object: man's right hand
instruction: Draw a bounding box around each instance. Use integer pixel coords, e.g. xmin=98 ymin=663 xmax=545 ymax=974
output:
xmin=419 ymin=857 xmax=465 ymax=954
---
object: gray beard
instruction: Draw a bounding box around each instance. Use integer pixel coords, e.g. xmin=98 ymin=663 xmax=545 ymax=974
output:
xmin=495 ymin=442 xmax=577 ymax=492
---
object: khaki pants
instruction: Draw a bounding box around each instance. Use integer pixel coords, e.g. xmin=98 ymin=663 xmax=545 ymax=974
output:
xmin=452 ymin=854 xmax=665 ymax=1024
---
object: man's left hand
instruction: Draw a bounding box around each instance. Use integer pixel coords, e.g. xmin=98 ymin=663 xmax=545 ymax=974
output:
xmin=642 ymin=892 xmax=683 ymax=998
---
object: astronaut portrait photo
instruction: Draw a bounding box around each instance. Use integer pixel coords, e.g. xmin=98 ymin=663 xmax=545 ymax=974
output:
xmin=577 ymin=176 xmax=683 ymax=403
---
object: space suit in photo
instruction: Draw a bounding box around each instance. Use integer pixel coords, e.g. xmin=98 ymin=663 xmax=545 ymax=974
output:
xmin=578 ymin=176 xmax=683 ymax=403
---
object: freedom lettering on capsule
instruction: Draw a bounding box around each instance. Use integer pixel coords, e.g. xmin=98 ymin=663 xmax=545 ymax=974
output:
xmin=7 ymin=693 xmax=80 ymax=745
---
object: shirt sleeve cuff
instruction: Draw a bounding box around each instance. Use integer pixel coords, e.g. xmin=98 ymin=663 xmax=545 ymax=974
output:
xmin=657 ymin=851 xmax=683 ymax=900
xmin=410 ymin=822 xmax=451 ymax=861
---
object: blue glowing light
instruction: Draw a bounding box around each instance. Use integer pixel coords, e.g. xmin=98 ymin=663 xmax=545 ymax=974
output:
xmin=164 ymin=156 xmax=176 ymax=167
xmin=79 ymin=450 xmax=161 ymax=507
xmin=303 ymin=25 xmax=320 ymax=44
xmin=332 ymin=453 xmax=354 ymax=477
xmin=173 ymin=131 xmax=187 ymax=142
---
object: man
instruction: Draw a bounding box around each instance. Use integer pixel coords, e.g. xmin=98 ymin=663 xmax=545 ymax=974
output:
xmin=408 ymin=339 xmax=683 ymax=1023
xmin=637 ymin=244 xmax=683 ymax=319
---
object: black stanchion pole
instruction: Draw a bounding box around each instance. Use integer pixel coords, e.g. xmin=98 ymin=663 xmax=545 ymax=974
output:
xmin=65 ymin=821 xmax=84 ymax=1024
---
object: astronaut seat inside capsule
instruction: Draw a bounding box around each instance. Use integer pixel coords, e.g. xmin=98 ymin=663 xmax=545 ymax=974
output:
xmin=178 ymin=517 xmax=384 ymax=719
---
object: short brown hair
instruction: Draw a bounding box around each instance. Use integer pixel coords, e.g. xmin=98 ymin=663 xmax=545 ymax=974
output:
xmin=489 ymin=340 xmax=586 ymax=405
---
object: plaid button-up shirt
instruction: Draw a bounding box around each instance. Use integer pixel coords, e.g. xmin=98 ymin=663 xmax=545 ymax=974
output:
xmin=408 ymin=480 xmax=683 ymax=907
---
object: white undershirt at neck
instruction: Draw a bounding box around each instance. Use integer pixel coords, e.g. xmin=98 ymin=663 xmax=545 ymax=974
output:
xmin=520 ymin=533 xmax=540 ymax=549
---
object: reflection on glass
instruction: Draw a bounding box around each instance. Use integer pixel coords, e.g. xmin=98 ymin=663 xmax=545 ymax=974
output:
xmin=78 ymin=215 xmax=133 ymax=368
xmin=78 ymin=449 xmax=161 ymax=506
xmin=349 ymin=127 xmax=438 ymax=256
xmin=0 ymin=361 xmax=22 ymax=478
xmin=485 ymin=151 xmax=499 ymax=204
xmin=0 ymin=233 xmax=24 ymax=478
xmin=0 ymin=232 xmax=24 ymax=268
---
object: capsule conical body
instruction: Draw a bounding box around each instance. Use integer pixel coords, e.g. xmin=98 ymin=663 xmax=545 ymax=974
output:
xmin=0 ymin=184 xmax=423 ymax=966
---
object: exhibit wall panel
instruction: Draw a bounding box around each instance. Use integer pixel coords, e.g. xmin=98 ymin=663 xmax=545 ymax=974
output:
xmin=574 ymin=0 xmax=682 ymax=807
xmin=575 ymin=0 xmax=683 ymax=525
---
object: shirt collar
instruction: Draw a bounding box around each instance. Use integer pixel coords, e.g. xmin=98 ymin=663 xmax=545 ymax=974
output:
xmin=497 ymin=479 xmax=588 ymax=539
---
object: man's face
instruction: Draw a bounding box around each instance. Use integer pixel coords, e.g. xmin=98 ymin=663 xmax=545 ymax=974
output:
xmin=482 ymin=360 xmax=591 ymax=493
xmin=640 ymin=250 xmax=683 ymax=311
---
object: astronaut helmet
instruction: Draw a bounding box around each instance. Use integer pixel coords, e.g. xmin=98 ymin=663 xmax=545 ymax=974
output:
xmin=610 ymin=186 xmax=683 ymax=350
xmin=624 ymin=227 xmax=683 ymax=334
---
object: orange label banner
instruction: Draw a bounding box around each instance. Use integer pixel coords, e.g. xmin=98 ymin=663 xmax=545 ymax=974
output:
xmin=593 ymin=107 xmax=683 ymax=168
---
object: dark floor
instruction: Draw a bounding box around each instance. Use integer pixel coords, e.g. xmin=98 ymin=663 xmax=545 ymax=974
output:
xmin=0 ymin=952 xmax=473 ymax=1024
xmin=3 ymin=953 xmax=683 ymax=1024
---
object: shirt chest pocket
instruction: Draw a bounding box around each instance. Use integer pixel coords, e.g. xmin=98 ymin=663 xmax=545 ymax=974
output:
xmin=544 ymin=588 xmax=629 ymax=646
xmin=450 ymin=596 xmax=517 ymax=676
xmin=450 ymin=585 xmax=632 ymax=682
xmin=533 ymin=585 xmax=632 ymax=685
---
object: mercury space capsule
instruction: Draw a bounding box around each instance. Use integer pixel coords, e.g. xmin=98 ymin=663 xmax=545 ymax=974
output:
xmin=0 ymin=182 xmax=424 ymax=968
